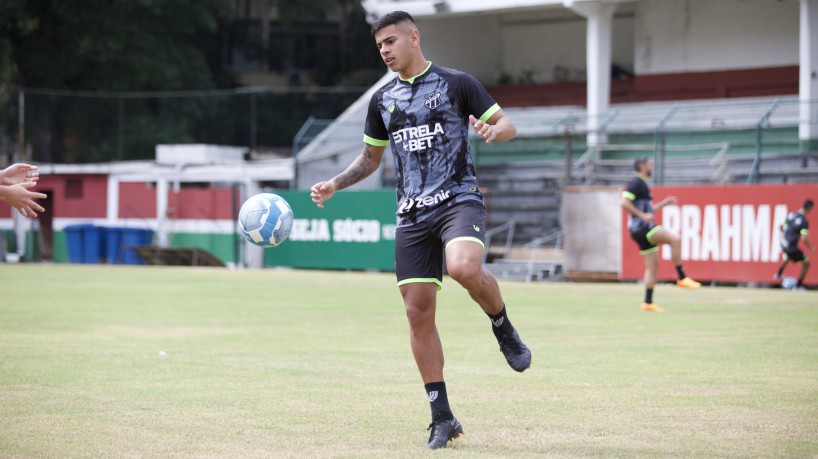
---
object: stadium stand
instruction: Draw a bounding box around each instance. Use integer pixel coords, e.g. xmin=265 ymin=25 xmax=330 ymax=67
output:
xmin=293 ymin=93 xmax=818 ymax=281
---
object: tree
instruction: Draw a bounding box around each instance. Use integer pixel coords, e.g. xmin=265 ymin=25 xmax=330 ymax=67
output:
xmin=0 ymin=0 xmax=234 ymax=162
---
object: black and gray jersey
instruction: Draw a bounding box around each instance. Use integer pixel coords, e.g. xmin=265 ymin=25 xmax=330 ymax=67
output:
xmin=622 ymin=177 xmax=654 ymax=234
xmin=363 ymin=62 xmax=500 ymax=227
xmin=781 ymin=210 xmax=809 ymax=251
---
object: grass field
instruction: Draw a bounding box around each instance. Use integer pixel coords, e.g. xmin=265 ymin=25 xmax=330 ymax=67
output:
xmin=1 ymin=264 xmax=816 ymax=458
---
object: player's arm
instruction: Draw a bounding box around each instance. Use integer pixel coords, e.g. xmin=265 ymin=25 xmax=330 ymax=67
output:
xmin=621 ymin=193 xmax=653 ymax=223
xmin=310 ymin=143 xmax=385 ymax=209
xmin=800 ymin=230 xmax=815 ymax=253
xmin=653 ymin=195 xmax=677 ymax=209
xmin=469 ymin=109 xmax=517 ymax=144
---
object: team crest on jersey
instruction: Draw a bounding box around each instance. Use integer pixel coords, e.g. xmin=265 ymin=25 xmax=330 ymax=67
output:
xmin=424 ymin=91 xmax=442 ymax=109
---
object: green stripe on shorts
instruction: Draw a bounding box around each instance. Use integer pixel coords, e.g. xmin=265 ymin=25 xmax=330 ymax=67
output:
xmin=646 ymin=225 xmax=662 ymax=245
xmin=397 ymin=278 xmax=443 ymax=291
xmin=445 ymin=236 xmax=484 ymax=249
xmin=640 ymin=247 xmax=659 ymax=255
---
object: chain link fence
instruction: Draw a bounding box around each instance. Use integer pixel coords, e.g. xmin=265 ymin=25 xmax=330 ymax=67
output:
xmin=1 ymin=86 xmax=368 ymax=165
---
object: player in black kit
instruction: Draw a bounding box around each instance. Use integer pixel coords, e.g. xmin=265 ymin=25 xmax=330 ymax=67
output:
xmin=621 ymin=158 xmax=701 ymax=312
xmin=309 ymin=11 xmax=530 ymax=449
xmin=773 ymin=199 xmax=814 ymax=291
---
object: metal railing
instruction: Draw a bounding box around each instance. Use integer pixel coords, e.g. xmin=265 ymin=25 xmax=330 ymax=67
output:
xmin=521 ymin=230 xmax=563 ymax=283
xmin=483 ymin=220 xmax=516 ymax=263
xmin=574 ymin=142 xmax=731 ymax=185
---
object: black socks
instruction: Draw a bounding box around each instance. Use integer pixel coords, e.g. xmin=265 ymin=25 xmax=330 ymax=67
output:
xmin=425 ymin=381 xmax=453 ymax=421
xmin=676 ymin=265 xmax=686 ymax=280
xmin=488 ymin=305 xmax=514 ymax=340
xmin=645 ymin=288 xmax=654 ymax=304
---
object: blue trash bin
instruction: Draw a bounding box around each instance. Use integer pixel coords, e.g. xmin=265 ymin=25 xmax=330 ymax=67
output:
xmin=122 ymin=228 xmax=154 ymax=265
xmin=64 ymin=224 xmax=92 ymax=264
xmin=82 ymin=225 xmax=106 ymax=264
xmin=104 ymin=227 xmax=126 ymax=264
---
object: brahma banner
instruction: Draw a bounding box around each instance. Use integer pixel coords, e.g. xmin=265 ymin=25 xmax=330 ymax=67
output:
xmin=621 ymin=184 xmax=818 ymax=284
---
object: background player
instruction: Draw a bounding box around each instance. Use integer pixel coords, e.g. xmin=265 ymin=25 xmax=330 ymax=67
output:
xmin=621 ymin=158 xmax=700 ymax=312
xmin=309 ymin=11 xmax=531 ymax=450
xmin=0 ymin=163 xmax=45 ymax=217
xmin=774 ymin=199 xmax=814 ymax=291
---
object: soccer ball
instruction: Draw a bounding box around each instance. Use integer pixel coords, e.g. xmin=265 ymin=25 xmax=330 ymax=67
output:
xmin=781 ymin=276 xmax=797 ymax=290
xmin=238 ymin=193 xmax=294 ymax=247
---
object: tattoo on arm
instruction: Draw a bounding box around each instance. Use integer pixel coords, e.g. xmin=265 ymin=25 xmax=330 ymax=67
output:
xmin=334 ymin=145 xmax=379 ymax=190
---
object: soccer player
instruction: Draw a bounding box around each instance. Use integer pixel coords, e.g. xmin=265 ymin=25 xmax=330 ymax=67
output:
xmin=309 ymin=11 xmax=531 ymax=449
xmin=620 ymin=158 xmax=700 ymax=312
xmin=0 ymin=163 xmax=45 ymax=217
xmin=774 ymin=199 xmax=814 ymax=291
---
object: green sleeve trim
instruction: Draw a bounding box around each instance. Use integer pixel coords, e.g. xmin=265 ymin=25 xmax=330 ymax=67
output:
xmin=397 ymin=277 xmax=443 ymax=291
xmin=646 ymin=225 xmax=662 ymax=245
xmin=478 ymin=103 xmax=501 ymax=123
xmin=622 ymin=191 xmax=636 ymax=201
xmin=801 ymin=229 xmax=809 ymax=235
xmin=445 ymin=236 xmax=485 ymax=249
xmin=363 ymin=135 xmax=389 ymax=147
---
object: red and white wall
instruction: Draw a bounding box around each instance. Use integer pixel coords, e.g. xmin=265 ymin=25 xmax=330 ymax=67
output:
xmin=621 ymin=184 xmax=818 ymax=284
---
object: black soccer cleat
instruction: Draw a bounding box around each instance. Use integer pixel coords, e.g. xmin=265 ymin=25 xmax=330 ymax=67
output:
xmin=498 ymin=328 xmax=531 ymax=372
xmin=426 ymin=415 xmax=464 ymax=449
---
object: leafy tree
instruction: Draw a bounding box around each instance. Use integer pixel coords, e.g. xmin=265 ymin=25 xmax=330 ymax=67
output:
xmin=0 ymin=0 xmax=381 ymax=163
xmin=0 ymin=0 xmax=233 ymax=162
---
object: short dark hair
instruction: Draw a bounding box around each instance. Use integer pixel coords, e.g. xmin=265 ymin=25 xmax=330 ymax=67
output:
xmin=371 ymin=11 xmax=415 ymax=35
xmin=633 ymin=157 xmax=649 ymax=172
xmin=804 ymin=199 xmax=814 ymax=211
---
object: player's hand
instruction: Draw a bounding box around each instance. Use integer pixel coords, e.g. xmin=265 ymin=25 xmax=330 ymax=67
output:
xmin=310 ymin=181 xmax=336 ymax=209
xmin=642 ymin=212 xmax=654 ymax=224
xmin=662 ymin=196 xmax=677 ymax=206
xmin=1 ymin=182 xmax=46 ymax=217
xmin=1 ymin=163 xmax=39 ymax=186
xmin=469 ymin=115 xmax=497 ymax=144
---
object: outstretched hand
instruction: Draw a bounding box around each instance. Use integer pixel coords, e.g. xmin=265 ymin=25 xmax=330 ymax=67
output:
xmin=1 ymin=163 xmax=39 ymax=186
xmin=1 ymin=182 xmax=46 ymax=217
xmin=310 ymin=181 xmax=337 ymax=209
xmin=469 ymin=115 xmax=497 ymax=143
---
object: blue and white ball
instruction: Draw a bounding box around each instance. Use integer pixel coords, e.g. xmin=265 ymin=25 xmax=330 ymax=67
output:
xmin=238 ymin=193 xmax=293 ymax=247
xmin=781 ymin=276 xmax=797 ymax=290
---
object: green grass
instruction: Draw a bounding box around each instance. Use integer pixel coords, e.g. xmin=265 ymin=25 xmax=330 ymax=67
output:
xmin=0 ymin=264 xmax=816 ymax=458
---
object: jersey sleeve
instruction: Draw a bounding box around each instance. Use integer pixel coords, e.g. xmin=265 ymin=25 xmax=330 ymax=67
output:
xmin=459 ymin=73 xmax=500 ymax=123
xmin=801 ymin=219 xmax=809 ymax=235
xmin=363 ymin=92 xmax=389 ymax=147
xmin=622 ymin=179 xmax=640 ymax=201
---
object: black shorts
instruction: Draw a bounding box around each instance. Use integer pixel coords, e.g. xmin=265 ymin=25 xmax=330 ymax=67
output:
xmin=630 ymin=225 xmax=662 ymax=255
xmin=395 ymin=201 xmax=486 ymax=289
xmin=783 ymin=248 xmax=807 ymax=263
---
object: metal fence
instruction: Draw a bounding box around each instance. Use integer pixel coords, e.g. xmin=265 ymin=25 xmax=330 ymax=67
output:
xmin=474 ymin=96 xmax=818 ymax=185
xmin=1 ymin=86 xmax=368 ymax=165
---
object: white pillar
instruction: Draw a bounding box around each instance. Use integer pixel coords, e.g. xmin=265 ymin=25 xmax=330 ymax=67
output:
xmin=156 ymin=179 xmax=169 ymax=247
xmin=106 ymin=176 xmax=119 ymax=224
xmin=243 ymin=180 xmax=264 ymax=269
xmin=800 ymin=0 xmax=818 ymax=145
xmin=564 ymin=0 xmax=616 ymax=146
xmin=12 ymin=210 xmax=26 ymax=260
